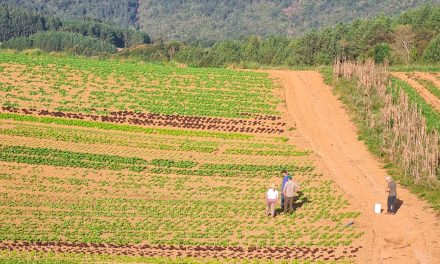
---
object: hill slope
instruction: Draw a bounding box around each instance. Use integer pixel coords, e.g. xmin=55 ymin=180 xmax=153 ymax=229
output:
xmin=2 ymin=0 xmax=440 ymax=42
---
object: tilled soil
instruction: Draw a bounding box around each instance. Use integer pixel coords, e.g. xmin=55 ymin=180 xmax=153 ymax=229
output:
xmin=0 ymin=241 xmax=361 ymax=261
xmin=0 ymin=107 xmax=286 ymax=134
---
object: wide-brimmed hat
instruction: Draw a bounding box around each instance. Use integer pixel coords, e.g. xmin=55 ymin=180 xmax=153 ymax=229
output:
xmin=269 ymin=184 xmax=276 ymax=189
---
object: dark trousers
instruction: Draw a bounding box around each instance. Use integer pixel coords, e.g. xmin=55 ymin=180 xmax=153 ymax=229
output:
xmin=387 ymin=196 xmax=396 ymax=213
xmin=284 ymin=196 xmax=294 ymax=214
xmin=281 ymin=194 xmax=284 ymax=209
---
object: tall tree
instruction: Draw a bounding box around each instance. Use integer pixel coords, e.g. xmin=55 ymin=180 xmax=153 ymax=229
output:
xmin=392 ymin=25 xmax=416 ymax=65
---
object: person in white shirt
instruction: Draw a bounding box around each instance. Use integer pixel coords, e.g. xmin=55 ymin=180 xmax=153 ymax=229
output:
xmin=266 ymin=184 xmax=279 ymax=218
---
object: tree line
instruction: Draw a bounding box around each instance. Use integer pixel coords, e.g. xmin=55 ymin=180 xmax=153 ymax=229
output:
xmin=0 ymin=4 xmax=150 ymax=54
xmin=174 ymin=5 xmax=440 ymax=67
xmin=1 ymin=4 xmax=439 ymax=65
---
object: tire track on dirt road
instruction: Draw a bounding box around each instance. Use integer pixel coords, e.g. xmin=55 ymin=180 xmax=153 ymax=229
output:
xmin=267 ymin=70 xmax=440 ymax=264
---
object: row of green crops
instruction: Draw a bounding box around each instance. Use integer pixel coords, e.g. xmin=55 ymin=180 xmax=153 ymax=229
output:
xmin=0 ymin=145 xmax=147 ymax=172
xmin=0 ymin=250 xmax=345 ymax=264
xmin=0 ymin=118 xmax=309 ymax=158
xmin=0 ymin=143 xmax=312 ymax=179
xmin=0 ymin=112 xmax=253 ymax=140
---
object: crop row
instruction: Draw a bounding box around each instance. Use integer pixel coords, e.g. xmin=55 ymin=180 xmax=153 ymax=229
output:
xmin=0 ymin=122 xmax=220 ymax=153
xmin=0 ymin=145 xmax=147 ymax=172
xmin=1 ymin=107 xmax=285 ymax=134
xmin=0 ymin=112 xmax=254 ymax=140
xmin=225 ymin=149 xmax=310 ymax=156
xmin=0 ymin=120 xmax=304 ymax=156
xmin=0 ymin=144 xmax=311 ymax=178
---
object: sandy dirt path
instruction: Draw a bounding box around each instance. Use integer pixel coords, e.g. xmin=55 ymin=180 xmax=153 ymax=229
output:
xmin=268 ymin=70 xmax=440 ymax=264
xmin=391 ymin=72 xmax=440 ymax=112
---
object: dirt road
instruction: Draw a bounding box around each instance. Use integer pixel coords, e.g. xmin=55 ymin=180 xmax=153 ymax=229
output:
xmin=268 ymin=70 xmax=440 ymax=263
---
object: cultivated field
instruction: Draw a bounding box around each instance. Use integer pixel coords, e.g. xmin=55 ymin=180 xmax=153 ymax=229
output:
xmin=0 ymin=52 xmax=364 ymax=263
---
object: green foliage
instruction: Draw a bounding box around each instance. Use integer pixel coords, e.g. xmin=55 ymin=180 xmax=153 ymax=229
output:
xmin=164 ymin=5 xmax=439 ymax=67
xmin=0 ymin=112 xmax=252 ymax=140
xmin=137 ymin=1 xmax=438 ymax=43
xmin=416 ymin=78 xmax=440 ymax=99
xmin=0 ymin=5 xmax=149 ymax=48
xmin=373 ymin=43 xmax=391 ymax=64
xmin=423 ymin=34 xmax=440 ymax=63
xmin=0 ymin=145 xmax=148 ymax=172
xmin=0 ymin=1 xmax=139 ymax=28
xmin=2 ymin=31 xmax=116 ymax=56
xmin=151 ymin=159 xmax=198 ymax=169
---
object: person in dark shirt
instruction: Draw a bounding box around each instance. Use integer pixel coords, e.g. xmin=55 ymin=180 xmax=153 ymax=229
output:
xmin=280 ymin=170 xmax=290 ymax=209
xmin=385 ymin=176 xmax=397 ymax=215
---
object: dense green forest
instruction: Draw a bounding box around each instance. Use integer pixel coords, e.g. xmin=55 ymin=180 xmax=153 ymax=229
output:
xmin=0 ymin=0 xmax=139 ymax=28
xmin=1 ymin=31 xmax=116 ymax=56
xmin=1 ymin=4 xmax=439 ymax=65
xmin=117 ymin=5 xmax=440 ymax=67
xmin=138 ymin=0 xmax=440 ymax=42
xmin=3 ymin=0 xmax=440 ymax=42
xmin=0 ymin=5 xmax=149 ymax=51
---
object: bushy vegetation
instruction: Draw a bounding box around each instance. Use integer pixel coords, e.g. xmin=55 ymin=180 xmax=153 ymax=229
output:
xmin=0 ymin=5 xmax=149 ymax=49
xmin=2 ymin=31 xmax=116 ymax=55
xmin=171 ymin=5 xmax=440 ymax=67
xmin=2 ymin=4 xmax=440 ymax=66
xmin=3 ymin=0 xmax=436 ymax=43
xmin=0 ymin=0 xmax=139 ymax=28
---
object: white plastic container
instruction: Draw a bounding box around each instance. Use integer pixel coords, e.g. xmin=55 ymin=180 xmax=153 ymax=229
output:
xmin=374 ymin=203 xmax=382 ymax=214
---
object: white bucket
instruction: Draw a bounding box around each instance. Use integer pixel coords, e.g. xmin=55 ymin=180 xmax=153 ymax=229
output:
xmin=374 ymin=203 xmax=382 ymax=214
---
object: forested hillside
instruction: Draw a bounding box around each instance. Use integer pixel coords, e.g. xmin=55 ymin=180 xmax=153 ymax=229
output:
xmin=0 ymin=0 xmax=139 ymax=28
xmin=138 ymin=0 xmax=440 ymax=42
xmin=0 ymin=5 xmax=150 ymax=55
xmin=2 ymin=0 xmax=440 ymax=42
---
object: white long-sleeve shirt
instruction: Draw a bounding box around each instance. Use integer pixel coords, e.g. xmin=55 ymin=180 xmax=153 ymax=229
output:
xmin=266 ymin=189 xmax=279 ymax=200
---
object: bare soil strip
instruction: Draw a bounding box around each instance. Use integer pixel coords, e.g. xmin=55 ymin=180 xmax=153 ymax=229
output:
xmin=0 ymin=107 xmax=285 ymax=134
xmin=0 ymin=241 xmax=360 ymax=261
xmin=268 ymin=71 xmax=440 ymax=264
xmin=391 ymin=72 xmax=440 ymax=112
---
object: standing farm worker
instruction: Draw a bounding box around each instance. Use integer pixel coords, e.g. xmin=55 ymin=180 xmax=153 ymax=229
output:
xmin=266 ymin=184 xmax=279 ymax=218
xmin=385 ymin=176 xmax=397 ymax=215
xmin=280 ymin=170 xmax=291 ymax=209
xmin=283 ymin=176 xmax=300 ymax=215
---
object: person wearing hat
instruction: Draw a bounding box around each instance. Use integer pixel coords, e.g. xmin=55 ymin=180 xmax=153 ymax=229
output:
xmin=385 ymin=176 xmax=397 ymax=215
xmin=283 ymin=176 xmax=300 ymax=215
xmin=266 ymin=184 xmax=279 ymax=218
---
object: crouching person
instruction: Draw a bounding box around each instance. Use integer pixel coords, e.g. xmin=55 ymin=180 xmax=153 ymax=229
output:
xmin=266 ymin=184 xmax=279 ymax=218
